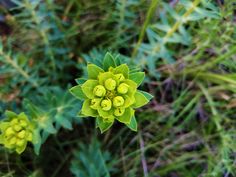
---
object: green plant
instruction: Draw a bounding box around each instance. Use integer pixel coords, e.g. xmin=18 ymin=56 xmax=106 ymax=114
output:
xmin=70 ymin=52 xmax=153 ymax=133
xmin=70 ymin=138 xmax=116 ymax=177
xmin=0 ymin=111 xmax=37 ymax=154
xmin=0 ymin=0 xmax=235 ymax=176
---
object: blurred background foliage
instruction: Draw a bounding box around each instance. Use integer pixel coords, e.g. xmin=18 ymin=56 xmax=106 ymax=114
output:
xmin=0 ymin=0 xmax=235 ymax=176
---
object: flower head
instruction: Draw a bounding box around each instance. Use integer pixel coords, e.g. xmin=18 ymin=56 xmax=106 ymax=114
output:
xmin=117 ymin=83 xmax=129 ymax=94
xmin=93 ymin=85 xmax=106 ymax=97
xmin=104 ymin=78 xmax=116 ymax=91
xmin=70 ymin=52 xmax=153 ymax=133
xmin=0 ymin=111 xmax=35 ymax=154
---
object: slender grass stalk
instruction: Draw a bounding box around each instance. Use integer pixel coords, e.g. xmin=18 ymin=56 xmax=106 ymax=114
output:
xmin=184 ymin=45 xmax=236 ymax=74
xmin=197 ymin=83 xmax=221 ymax=131
xmin=131 ymin=0 xmax=160 ymax=59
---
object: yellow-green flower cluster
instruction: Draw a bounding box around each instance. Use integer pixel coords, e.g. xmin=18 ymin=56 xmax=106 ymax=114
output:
xmin=70 ymin=53 xmax=153 ymax=132
xmin=0 ymin=111 xmax=35 ymax=154
xmin=81 ymin=65 xmax=137 ymax=124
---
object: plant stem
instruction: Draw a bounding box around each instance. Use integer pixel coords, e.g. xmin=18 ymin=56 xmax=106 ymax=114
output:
xmin=24 ymin=0 xmax=56 ymax=70
xmin=151 ymin=0 xmax=201 ymax=54
xmin=131 ymin=0 xmax=160 ymax=59
xmin=184 ymin=45 xmax=236 ymax=74
xmin=0 ymin=51 xmax=38 ymax=88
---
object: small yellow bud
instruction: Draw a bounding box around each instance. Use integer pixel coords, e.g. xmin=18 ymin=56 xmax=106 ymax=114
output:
xmin=20 ymin=120 xmax=27 ymax=127
xmin=14 ymin=125 xmax=22 ymax=132
xmin=117 ymin=83 xmax=129 ymax=94
xmin=16 ymin=139 xmax=25 ymax=147
xmin=93 ymin=85 xmax=106 ymax=97
xmin=101 ymin=99 xmax=112 ymax=111
xmin=18 ymin=130 xmax=26 ymax=139
xmin=114 ymin=108 xmax=125 ymax=116
xmin=115 ymin=74 xmax=125 ymax=82
xmin=5 ymin=127 xmax=15 ymax=136
xmin=113 ymin=96 xmax=125 ymax=107
xmin=90 ymin=98 xmax=101 ymax=109
xmin=104 ymin=78 xmax=116 ymax=91
xmin=9 ymin=137 xmax=17 ymax=145
xmin=10 ymin=119 xmax=18 ymax=125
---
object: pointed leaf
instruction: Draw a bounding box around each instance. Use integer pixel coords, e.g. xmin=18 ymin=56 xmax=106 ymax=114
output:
xmin=18 ymin=112 xmax=28 ymax=119
xmin=97 ymin=117 xmax=114 ymax=133
xmin=16 ymin=143 xmax=27 ymax=154
xmin=75 ymin=78 xmax=87 ymax=85
xmin=132 ymin=91 xmax=149 ymax=108
xmin=113 ymin=64 xmax=129 ymax=78
xmin=81 ymin=99 xmax=97 ymax=117
xmin=77 ymin=111 xmax=89 ymax=118
xmin=33 ymin=129 xmax=42 ymax=155
xmin=129 ymin=72 xmax=145 ymax=86
xmin=55 ymin=115 xmax=72 ymax=130
xmin=124 ymin=79 xmax=137 ymax=97
xmin=97 ymin=108 xmax=114 ymax=120
xmin=81 ymin=80 xmax=98 ymax=99
xmin=87 ymin=64 xmax=104 ymax=79
xmin=70 ymin=85 xmax=87 ymax=100
xmin=5 ymin=110 xmax=18 ymax=119
xmin=44 ymin=123 xmax=57 ymax=134
xmin=123 ymin=95 xmax=135 ymax=108
xmin=126 ymin=116 xmax=137 ymax=131
xmin=116 ymin=107 xmax=134 ymax=124
xmin=139 ymin=90 xmax=154 ymax=101
xmin=103 ymin=52 xmax=116 ymax=71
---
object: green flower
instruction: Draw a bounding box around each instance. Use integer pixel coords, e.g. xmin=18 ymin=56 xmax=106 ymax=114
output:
xmin=117 ymin=83 xmax=129 ymax=94
xmin=93 ymin=85 xmax=106 ymax=97
xmin=70 ymin=52 xmax=153 ymax=133
xmin=0 ymin=111 xmax=36 ymax=154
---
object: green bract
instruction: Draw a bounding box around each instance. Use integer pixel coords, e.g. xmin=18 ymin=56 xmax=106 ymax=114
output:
xmin=70 ymin=52 xmax=153 ymax=133
xmin=0 ymin=111 xmax=36 ymax=154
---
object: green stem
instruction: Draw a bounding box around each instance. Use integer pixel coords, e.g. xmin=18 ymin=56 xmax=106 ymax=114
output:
xmin=151 ymin=0 xmax=201 ymax=54
xmin=0 ymin=51 xmax=38 ymax=88
xmin=184 ymin=45 xmax=236 ymax=74
xmin=131 ymin=0 xmax=160 ymax=59
xmin=197 ymin=83 xmax=227 ymax=149
xmin=24 ymin=0 xmax=56 ymax=70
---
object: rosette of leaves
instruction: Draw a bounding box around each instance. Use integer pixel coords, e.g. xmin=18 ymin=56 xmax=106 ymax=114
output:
xmin=70 ymin=52 xmax=153 ymax=133
xmin=23 ymin=87 xmax=81 ymax=155
xmin=0 ymin=111 xmax=37 ymax=154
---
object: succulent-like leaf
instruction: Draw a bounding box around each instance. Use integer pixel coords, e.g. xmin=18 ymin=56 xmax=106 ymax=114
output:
xmin=81 ymin=80 xmax=99 ymax=99
xmin=70 ymin=85 xmax=87 ymax=100
xmin=126 ymin=116 xmax=137 ymax=131
xmin=75 ymin=78 xmax=87 ymax=85
xmin=81 ymin=99 xmax=97 ymax=117
xmin=103 ymin=52 xmax=117 ymax=71
xmin=124 ymin=79 xmax=137 ymax=97
xmin=113 ymin=64 xmax=129 ymax=78
xmin=87 ymin=64 xmax=104 ymax=79
xmin=97 ymin=117 xmax=114 ymax=133
xmin=4 ymin=110 xmax=18 ymax=119
xmin=132 ymin=91 xmax=149 ymax=108
xmin=116 ymin=107 xmax=134 ymax=124
xmin=139 ymin=90 xmax=153 ymax=101
xmin=129 ymin=72 xmax=145 ymax=86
